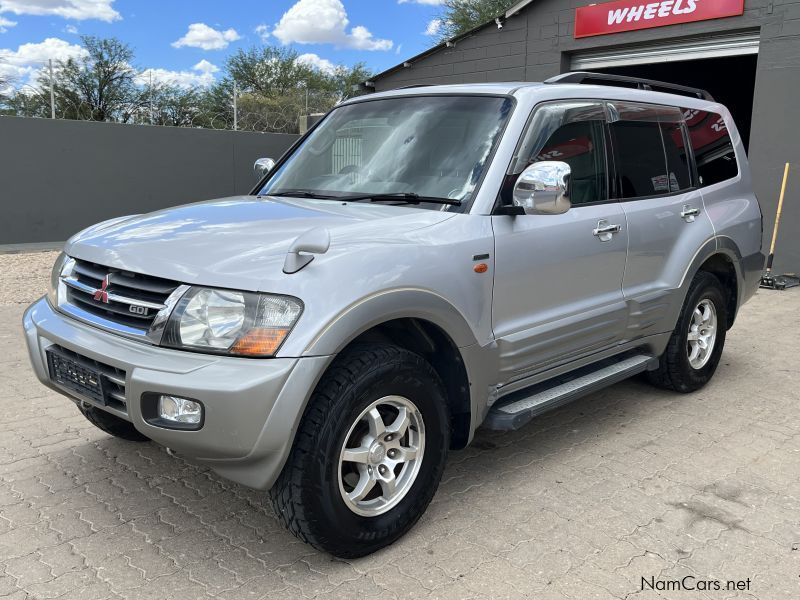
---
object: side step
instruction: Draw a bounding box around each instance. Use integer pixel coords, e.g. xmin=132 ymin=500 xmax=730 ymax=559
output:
xmin=483 ymin=354 xmax=658 ymax=431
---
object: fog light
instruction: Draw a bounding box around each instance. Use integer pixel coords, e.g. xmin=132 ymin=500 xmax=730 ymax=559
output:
xmin=158 ymin=395 xmax=202 ymax=425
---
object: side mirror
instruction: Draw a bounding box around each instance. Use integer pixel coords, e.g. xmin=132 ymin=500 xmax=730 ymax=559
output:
xmin=512 ymin=161 xmax=572 ymax=215
xmin=254 ymin=158 xmax=276 ymax=180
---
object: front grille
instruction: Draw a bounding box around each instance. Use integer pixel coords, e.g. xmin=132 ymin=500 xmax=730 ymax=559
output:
xmin=64 ymin=259 xmax=181 ymax=332
xmin=47 ymin=345 xmax=128 ymax=413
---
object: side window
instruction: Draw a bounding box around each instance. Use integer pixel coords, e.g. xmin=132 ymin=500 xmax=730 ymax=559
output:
xmin=510 ymin=101 xmax=609 ymax=206
xmin=610 ymin=102 xmax=688 ymax=199
xmin=659 ymin=114 xmax=692 ymax=192
xmin=682 ymin=108 xmax=739 ymax=187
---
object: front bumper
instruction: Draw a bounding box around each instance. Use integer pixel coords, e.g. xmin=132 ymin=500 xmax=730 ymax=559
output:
xmin=23 ymin=297 xmax=331 ymax=490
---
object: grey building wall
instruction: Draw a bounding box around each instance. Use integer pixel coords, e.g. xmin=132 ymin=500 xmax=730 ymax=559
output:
xmin=373 ymin=0 xmax=800 ymax=274
xmin=0 ymin=116 xmax=298 ymax=245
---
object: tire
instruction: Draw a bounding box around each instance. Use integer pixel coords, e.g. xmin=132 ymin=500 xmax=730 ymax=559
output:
xmin=647 ymin=271 xmax=728 ymax=393
xmin=270 ymin=344 xmax=450 ymax=558
xmin=80 ymin=405 xmax=150 ymax=441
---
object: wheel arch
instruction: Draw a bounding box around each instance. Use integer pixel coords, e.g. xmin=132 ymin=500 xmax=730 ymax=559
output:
xmin=687 ymin=238 xmax=744 ymax=330
xmin=304 ymin=290 xmax=484 ymax=450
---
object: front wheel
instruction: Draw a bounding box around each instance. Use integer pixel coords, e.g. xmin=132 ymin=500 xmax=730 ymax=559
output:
xmin=270 ymin=344 xmax=449 ymax=558
xmin=80 ymin=405 xmax=150 ymax=441
xmin=647 ymin=271 xmax=728 ymax=393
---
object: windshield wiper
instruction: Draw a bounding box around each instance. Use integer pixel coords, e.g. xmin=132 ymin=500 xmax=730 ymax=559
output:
xmin=342 ymin=193 xmax=462 ymax=206
xmin=266 ymin=189 xmax=339 ymax=199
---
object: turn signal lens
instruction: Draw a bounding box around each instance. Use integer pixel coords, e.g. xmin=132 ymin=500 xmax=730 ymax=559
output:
xmin=230 ymin=327 xmax=290 ymax=357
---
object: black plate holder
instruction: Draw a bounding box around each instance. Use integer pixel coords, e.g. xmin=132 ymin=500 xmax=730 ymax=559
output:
xmin=46 ymin=348 xmax=105 ymax=404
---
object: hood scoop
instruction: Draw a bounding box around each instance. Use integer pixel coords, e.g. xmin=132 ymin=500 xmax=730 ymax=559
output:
xmin=283 ymin=227 xmax=331 ymax=274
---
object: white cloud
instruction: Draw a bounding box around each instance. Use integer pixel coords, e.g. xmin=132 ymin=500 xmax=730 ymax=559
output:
xmin=425 ymin=18 xmax=442 ymax=36
xmin=63 ymin=23 xmax=77 ymax=34
xmin=273 ymin=0 xmax=392 ymax=51
xmin=0 ymin=15 xmax=16 ymax=31
xmin=297 ymin=52 xmax=336 ymax=74
xmin=0 ymin=37 xmax=86 ymax=85
xmin=137 ymin=59 xmax=219 ymax=89
xmin=399 ymin=0 xmax=445 ymax=4
xmin=254 ymin=23 xmax=269 ymax=42
xmin=172 ymin=23 xmax=241 ymax=51
xmin=0 ymin=0 xmax=120 ymax=21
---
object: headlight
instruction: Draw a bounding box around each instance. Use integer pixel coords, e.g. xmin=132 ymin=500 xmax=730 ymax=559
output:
xmin=161 ymin=288 xmax=303 ymax=357
xmin=47 ymin=252 xmax=72 ymax=307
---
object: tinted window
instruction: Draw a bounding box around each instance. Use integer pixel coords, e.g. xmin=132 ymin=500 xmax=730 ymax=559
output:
xmin=610 ymin=114 xmax=668 ymax=199
xmin=610 ymin=103 xmax=693 ymax=198
xmin=659 ymin=119 xmax=692 ymax=192
xmin=514 ymin=101 xmax=608 ymax=205
xmin=683 ymin=108 xmax=739 ymax=187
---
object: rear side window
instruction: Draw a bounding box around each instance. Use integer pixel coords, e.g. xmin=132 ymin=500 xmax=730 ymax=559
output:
xmin=683 ymin=108 xmax=739 ymax=187
xmin=659 ymin=118 xmax=692 ymax=192
xmin=609 ymin=102 xmax=693 ymax=199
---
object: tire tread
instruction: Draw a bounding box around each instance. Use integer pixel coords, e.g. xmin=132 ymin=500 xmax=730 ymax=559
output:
xmin=270 ymin=343 xmax=447 ymax=557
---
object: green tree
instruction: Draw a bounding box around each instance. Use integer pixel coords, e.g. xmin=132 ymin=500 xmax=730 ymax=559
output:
xmin=225 ymin=46 xmax=321 ymax=97
xmin=438 ymin=0 xmax=517 ymax=40
xmin=213 ymin=46 xmax=373 ymax=133
xmin=330 ymin=62 xmax=373 ymax=100
xmin=148 ymin=85 xmax=203 ymax=127
xmin=40 ymin=36 xmax=141 ymax=121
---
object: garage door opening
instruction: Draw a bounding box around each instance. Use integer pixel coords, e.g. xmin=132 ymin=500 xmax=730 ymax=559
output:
xmin=570 ymin=33 xmax=759 ymax=150
xmin=593 ymin=55 xmax=757 ymax=150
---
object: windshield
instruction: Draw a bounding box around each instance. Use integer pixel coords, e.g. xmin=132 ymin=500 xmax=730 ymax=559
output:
xmin=259 ymin=95 xmax=513 ymax=209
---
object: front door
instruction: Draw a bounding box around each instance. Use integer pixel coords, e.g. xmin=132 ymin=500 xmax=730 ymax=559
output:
xmin=492 ymin=100 xmax=628 ymax=385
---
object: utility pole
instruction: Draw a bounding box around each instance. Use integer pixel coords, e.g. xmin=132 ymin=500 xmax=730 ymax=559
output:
xmin=149 ymin=71 xmax=154 ymax=125
xmin=233 ymin=81 xmax=238 ymax=131
xmin=48 ymin=59 xmax=55 ymax=119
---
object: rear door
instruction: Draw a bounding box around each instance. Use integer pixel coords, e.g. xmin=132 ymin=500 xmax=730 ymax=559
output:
xmin=491 ymin=100 xmax=629 ymax=384
xmin=609 ymin=101 xmax=715 ymax=340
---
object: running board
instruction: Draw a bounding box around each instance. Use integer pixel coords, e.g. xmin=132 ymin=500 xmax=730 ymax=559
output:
xmin=483 ymin=354 xmax=658 ymax=431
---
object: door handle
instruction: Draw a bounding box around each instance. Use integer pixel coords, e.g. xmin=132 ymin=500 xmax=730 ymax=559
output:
xmin=681 ymin=205 xmax=701 ymax=223
xmin=593 ymin=220 xmax=621 ymax=242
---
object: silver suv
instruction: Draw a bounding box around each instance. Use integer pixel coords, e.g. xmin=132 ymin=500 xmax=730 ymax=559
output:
xmin=24 ymin=73 xmax=764 ymax=557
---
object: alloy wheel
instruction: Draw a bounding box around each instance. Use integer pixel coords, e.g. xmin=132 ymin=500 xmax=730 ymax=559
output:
xmin=337 ymin=395 xmax=425 ymax=517
xmin=687 ymin=298 xmax=718 ymax=370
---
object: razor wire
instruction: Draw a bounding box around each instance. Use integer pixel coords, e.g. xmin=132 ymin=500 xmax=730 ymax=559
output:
xmin=0 ymin=82 xmax=343 ymax=134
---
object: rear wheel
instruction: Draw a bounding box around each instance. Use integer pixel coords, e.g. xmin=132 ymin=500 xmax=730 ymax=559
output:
xmin=80 ymin=405 xmax=150 ymax=441
xmin=270 ymin=344 xmax=449 ymax=558
xmin=647 ymin=271 xmax=728 ymax=393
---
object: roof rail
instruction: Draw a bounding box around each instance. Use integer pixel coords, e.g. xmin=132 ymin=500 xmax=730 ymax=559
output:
xmin=544 ymin=71 xmax=715 ymax=102
xmin=396 ymin=84 xmax=434 ymax=90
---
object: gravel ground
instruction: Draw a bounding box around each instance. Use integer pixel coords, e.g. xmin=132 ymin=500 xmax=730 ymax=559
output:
xmin=2 ymin=251 xmax=799 ymax=599
xmin=0 ymin=251 xmax=59 ymax=306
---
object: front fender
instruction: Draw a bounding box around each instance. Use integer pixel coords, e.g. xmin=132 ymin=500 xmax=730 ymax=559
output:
xmin=303 ymin=287 xmax=481 ymax=356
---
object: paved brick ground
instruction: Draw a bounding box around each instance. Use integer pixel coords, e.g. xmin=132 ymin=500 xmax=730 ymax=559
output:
xmin=1 ymin=255 xmax=799 ymax=599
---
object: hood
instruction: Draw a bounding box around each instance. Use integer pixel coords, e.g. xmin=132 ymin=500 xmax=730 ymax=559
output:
xmin=66 ymin=195 xmax=456 ymax=291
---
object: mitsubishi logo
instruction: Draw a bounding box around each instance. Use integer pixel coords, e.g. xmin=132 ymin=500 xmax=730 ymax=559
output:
xmin=93 ymin=274 xmax=111 ymax=304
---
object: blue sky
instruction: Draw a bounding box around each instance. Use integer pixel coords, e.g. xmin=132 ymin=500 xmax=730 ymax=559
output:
xmin=0 ymin=0 xmax=446 ymax=90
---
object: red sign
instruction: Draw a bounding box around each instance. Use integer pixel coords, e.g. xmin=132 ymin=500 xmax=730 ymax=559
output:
xmin=574 ymin=0 xmax=745 ymax=39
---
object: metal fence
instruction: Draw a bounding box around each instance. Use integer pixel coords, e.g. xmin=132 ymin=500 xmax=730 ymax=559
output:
xmin=0 ymin=61 xmax=341 ymax=134
xmin=1 ymin=91 xmax=337 ymax=134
